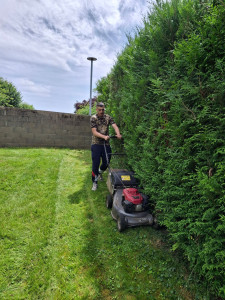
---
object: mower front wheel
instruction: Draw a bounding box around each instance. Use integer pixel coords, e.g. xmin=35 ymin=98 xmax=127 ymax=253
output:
xmin=117 ymin=215 xmax=127 ymax=232
xmin=106 ymin=194 xmax=113 ymax=209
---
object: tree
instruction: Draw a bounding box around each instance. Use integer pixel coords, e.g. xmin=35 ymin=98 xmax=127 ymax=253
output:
xmin=0 ymin=77 xmax=22 ymax=107
xmin=0 ymin=77 xmax=34 ymax=109
xmin=74 ymin=97 xmax=97 ymax=114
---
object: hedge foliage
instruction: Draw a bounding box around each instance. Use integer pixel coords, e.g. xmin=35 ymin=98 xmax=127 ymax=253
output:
xmin=96 ymin=0 xmax=225 ymax=297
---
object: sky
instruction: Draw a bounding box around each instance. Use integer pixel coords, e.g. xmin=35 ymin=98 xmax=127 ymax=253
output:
xmin=0 ymin=0 xmax=150 ymax=113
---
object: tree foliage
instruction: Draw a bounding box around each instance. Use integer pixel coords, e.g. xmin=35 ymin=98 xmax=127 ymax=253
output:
xmin=96 ymin=0 xmax=225 ymax=297
xmin=19 ymin=102 xmax=35 ymax=110
xmin=0 ymin=77 xmax=34 ymax=109
xmin=0 ymin=77 xmax=22 ymax=107
xmin=74 ymin=97 xmax=97 ymax=115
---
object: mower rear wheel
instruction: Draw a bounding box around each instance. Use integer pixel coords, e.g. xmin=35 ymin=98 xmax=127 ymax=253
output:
xmin=117 ymin=215 xmax=127 ymax=232
xmin=106 ymin=194 xmax=113 ymax=209
xmin=152 ymin=216 xmax=159 ymax=229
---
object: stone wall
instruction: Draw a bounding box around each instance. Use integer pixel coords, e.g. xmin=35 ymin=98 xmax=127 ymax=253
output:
xmin=0 ymin=107 xmax=91 ymax=149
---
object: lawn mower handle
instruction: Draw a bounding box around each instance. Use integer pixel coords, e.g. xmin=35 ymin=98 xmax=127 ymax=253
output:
xmin=109 ymin=135 xmax=118 ymax=139
xmin=105 ymin=135 xmax=125 ymax=156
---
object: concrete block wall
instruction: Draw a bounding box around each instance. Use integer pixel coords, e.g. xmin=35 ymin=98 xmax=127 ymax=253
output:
xmin=0 ymin=107 xmax=92 ymax=149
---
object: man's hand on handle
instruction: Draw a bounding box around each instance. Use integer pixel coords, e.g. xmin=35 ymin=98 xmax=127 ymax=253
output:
xmin=104 ymin=135 xmax=110 ymax=141
xmin=106 ymin=134 xmax=122 ymax=140
xmin=116 ymin=134 xmax=122 ymax=139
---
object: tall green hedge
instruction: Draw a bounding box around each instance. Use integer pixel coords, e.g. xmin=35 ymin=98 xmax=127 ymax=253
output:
xmin=96 ymin=0 xmax=225 ymax=297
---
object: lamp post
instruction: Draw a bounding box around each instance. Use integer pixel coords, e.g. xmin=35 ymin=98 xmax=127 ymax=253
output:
xmin=87 ymin=57 xmax=97 ymax=116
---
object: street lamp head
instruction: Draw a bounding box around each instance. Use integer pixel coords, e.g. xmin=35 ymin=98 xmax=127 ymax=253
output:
xmin=87 ymin=57 xmax=97 ymax=61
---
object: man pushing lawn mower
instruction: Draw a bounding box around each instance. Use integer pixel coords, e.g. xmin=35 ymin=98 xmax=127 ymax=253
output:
xmin=90 ymin=102 xmax=122 ymax=191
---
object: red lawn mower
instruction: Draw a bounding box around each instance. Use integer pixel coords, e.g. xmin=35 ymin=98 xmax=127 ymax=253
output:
xmin=105 ymin=137 xmax=155 ymax=232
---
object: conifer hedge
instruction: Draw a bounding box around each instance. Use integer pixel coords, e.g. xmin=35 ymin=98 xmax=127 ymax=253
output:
xmin=96 ymin=0 xmax=225 ymax=297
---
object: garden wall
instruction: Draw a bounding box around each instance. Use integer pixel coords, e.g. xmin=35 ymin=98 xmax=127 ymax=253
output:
xmin=0 ymin=107 xmax=91 ymax=149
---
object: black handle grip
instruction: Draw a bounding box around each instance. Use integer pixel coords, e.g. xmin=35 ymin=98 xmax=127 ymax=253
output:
xmin=109 ymin=135 xmax=117 ymax=139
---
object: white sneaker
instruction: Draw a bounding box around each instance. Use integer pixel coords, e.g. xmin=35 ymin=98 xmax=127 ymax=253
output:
xmin=98 ymin=174 xmax=103 ymax=181
xmin=92 ymin=182 xmax=98 ymax=191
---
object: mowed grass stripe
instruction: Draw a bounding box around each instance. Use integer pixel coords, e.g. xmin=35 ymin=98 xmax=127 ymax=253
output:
xmin=46 ymin=149 xmax=102 ymax=299
xmin=0 ymin=148 xmax=66 ymax=299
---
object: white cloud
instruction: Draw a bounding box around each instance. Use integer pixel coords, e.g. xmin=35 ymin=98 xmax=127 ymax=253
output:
xmin=13 ymin=78 xmax=51 ymax=97
xmin=0 ymin=0 xmax=149 ymax=113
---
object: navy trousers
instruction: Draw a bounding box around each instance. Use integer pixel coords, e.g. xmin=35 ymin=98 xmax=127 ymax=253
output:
xmin=91 ymin=144 xmax=111 ymax=182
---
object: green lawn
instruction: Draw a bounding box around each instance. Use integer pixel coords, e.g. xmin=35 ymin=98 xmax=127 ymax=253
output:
xmin=0 ymin=148 xmax=208 ymax=299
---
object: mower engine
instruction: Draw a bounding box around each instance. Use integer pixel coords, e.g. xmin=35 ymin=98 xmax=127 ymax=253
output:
xmin=122 ymin=188 xmax=149 ymax=213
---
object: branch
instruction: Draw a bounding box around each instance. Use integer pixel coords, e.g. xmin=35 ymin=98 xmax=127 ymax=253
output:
xmin=182 ymin=102 xmax=197 ymax=120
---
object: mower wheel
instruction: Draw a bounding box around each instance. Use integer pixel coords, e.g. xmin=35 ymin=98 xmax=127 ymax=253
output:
xmin=117 ymin=215 xmax=127 ymax=232
xmin=153 ymin=216 xmax=159 ymax=229
xmin=106 ymin=194 xmax=113 ymax=209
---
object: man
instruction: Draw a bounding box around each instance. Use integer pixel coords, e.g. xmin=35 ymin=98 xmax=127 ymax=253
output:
xmin=90 ymin=102 xmax=122 ymax=191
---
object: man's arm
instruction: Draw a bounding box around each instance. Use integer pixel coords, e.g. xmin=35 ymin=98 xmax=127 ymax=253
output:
xmin=112 ymin=123 xmax=122 ymax=139
xmin=91 ymin=128 xmax=110 ymax=141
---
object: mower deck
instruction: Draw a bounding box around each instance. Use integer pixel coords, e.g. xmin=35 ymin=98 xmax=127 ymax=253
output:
xmin=106 ymin=168 xmax=154 ymax=232
xmin=111 ymin=189 xmax=153 ymax=227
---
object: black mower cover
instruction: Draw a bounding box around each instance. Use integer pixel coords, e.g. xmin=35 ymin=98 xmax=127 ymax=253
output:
xmin=111 ymin=169 xmax=139 ymax=188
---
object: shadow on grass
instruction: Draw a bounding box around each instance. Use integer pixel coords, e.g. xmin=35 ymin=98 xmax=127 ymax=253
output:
xmin=68 ymin=191 xmax=84 ymax=204
xmin=67 ymin=166 xmax=207 ymax=300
